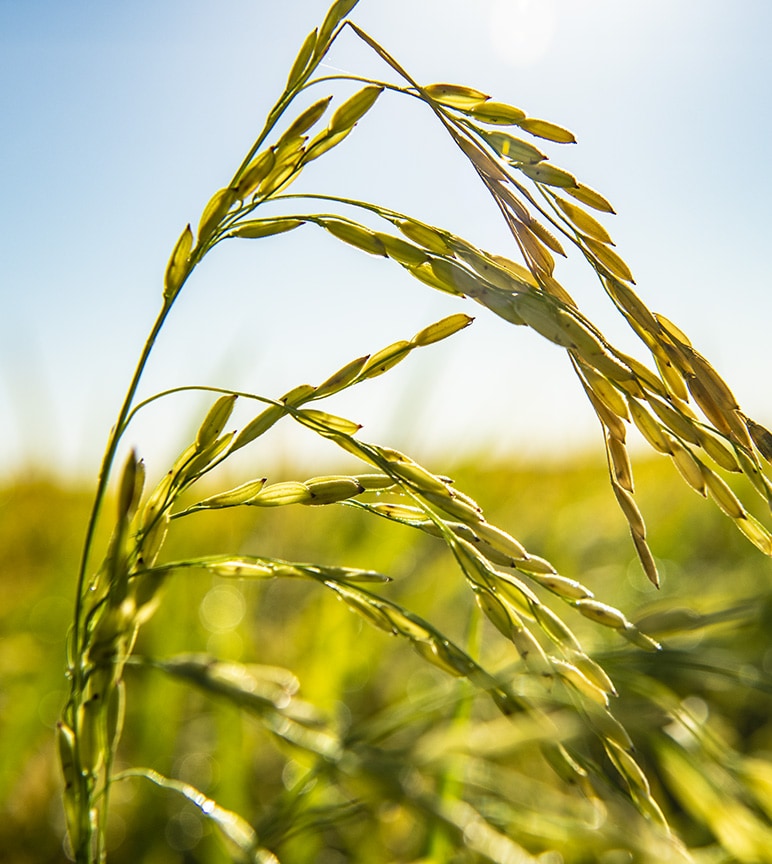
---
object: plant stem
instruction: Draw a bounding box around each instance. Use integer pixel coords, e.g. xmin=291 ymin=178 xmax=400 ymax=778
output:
xmin=68 ymin=296 xmax=177 ymax=864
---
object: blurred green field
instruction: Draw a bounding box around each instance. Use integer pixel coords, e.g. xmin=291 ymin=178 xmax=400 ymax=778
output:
xmin=3 ymin=451 xmax=772 ymax=863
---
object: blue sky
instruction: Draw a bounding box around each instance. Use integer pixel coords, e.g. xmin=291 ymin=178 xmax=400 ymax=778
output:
xmin=1 ymin=0 xmax=771 ymax=481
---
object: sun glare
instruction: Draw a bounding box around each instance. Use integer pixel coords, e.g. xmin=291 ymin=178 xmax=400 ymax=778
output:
xmin=488 ymin=0 xmax=557 ymax=67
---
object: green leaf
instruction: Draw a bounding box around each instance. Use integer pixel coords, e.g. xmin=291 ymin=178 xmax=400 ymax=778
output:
xmin=126 ymin=768 xmax=273 ymax=863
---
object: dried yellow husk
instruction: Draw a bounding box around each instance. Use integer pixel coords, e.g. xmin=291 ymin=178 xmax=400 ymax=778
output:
xmin=422 ymin=82 xmax=490 ymax=108
xmin=282 ymin=95 xmax=332 ymax=139
xmin=746 ymin=418 xmax=772 ymax=463
xmin=736 ymin=514 xmax=772 ymax=556
xmin=286 ymin=28 xmax=318 ymax=90
xmin=198 ymin=187 xmax=237 ymax=243
xmin=406 ymin=261 xmax=462 ymax=296
xmin=647 ymin=395 xmax=702 ymax=446
xmin=377 ymin=232 xmax=428 ymax=266
xmin=490 ymin=254 xmax=539 ymax=288
xmin=632 ymin=533 xmax=660 ymax=588
xmin=454 ymin=134 xmax=511 ymax=181
xmin=305 ymin=476 xmax=365 ymax=505
xmin=509 ymin=292 xmax=573 ymax=347
xmin=585 ymin=237 xmax=634 ymax=283
xmin=474 ymin=288 xmax=526 ymax=326
xmin=655 ymin=313 xmax=691 ymax=347
xmin=281 ymin=383 xmax=316 ymax=406
xmin=466 ymin=100 xmax=526 ymax=125
xmin=472 ymin=521 xmax=528 ymax=561
xmin=329 ymin=85 xmax=383 ymax=133
xmin=182 ymin=430 xmax=234 ymax=485
xmin=397 ymin=219 xmax=453 ymax=255
xmin=258 ymin=160 xmax=302 ymax=198
xmin=686 ymin=375 xmax=733 ymax=436
xmin=230 ymin=218 xmax=306 ymax=240
xmin=735 ymin=447 xmax=772 ymax=505
xmin=701 ymin=467 xmax=745 ymax=519
xmin=232 ymin=404 xmax=286 ymax=452
xmin=163 ymin=224 xmax=193 ymax=301
xmin=117 ymin=449 xmax=141 ymax=522
xmin=539 ymin=275 xmax=577 ymax=307
xmin=519 ymin=162 xmax=578 ymax=188
xmin=432 ymin=258 xmax=485 ymax=296
xmin=574 ymin=599 xmax=628 ymax=630
xmin=304 ymin=125 xmax=354 ymax=162
xmin=139 ymin=511 xmax=169 ymax=569
xmin=608 ymin=435 xmax=634 ymax=492
xmin=584 ymin=384 xmax=627 ymax=442
xmin=667 ymin=438 xmax=706 ymax=496
xmin=378 ymin=449 xmax=448 ymax=494
xmin=194 ymin=478 xmax=269 ymax=510
xmin=235 ymin=149 xmax=275 ymax=198
xmin=423 ymin=489 xmax=484 ymax=524
xmin=573 ymin=654 xmax=616 ymax=697
xmin=319 ymin=218 xmax=386 ymax=256
xmin=360 ymin=340 xmax=412 ymax=378
xmin=552 ymin=659 xmax=609 ymax=708
xmin=513 ymin=555 xmax=557 ymax=576
xmin=605 ymin=279 xmax=660 ymax=339
xmin=492 ymin=180 xmax=531 ymax=222
xmin=516 ymin=117 xmax=576 ymax=144
xmin=451 ymin=241 xmax=532 ymax=291
xmin=527 ymin=218 xmax=566 ymax=256
xmin=696 ymin=427 xmax=740 ymax=472
xmin=583 ymin=346 xmax=635 ymax=384
xmin=605 ymin=739 xmax=651 ymax=795
xmin=482 ymin=130 xmax=546 ymax=164
xmin=412 ymin=313 xmax=474 ymax=346
xmin=249 ymin=481 xmax=313 ymax=507
xmin=369 ymin=502 xmax=424 ymax=521
xmin=580 ymin=363 xmax=630 ymax=420
xmin=565 ymin=182 xmax=615 ymax=213
xmin=553 ymin=195 xmax=613 ymax=244
xmin=295 ymin=408 xmax=362 ymax=437
xmin=532 ymin=605 xmax=582 ymax=653
xmin=588 ymin=708 xmax=633 ymax=752
xmin=476 ymin=588 xmax=522 ymax=640
xmin=512 ymin=220 xmax=555 ymax=276
xmin=196 ymin=394 xmax=237 ymax=451
xmin=511 ymin=625 xmax=552 ymax=675
xmin=531 ymin=573 xmax=593 ymax=601
xmin=354 ymin=474 xmax=396 ymax=491
xmin=315 ymin=355 xmax=370 ymax=397
xmin=612 ymin=483 xmax=646 ymax=539
xmin=316 ymin=0 xmax=359 ymax=53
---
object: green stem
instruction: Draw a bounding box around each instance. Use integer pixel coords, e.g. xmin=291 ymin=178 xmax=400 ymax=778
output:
xmin=69 ymin=298 xmax=174 ymax=864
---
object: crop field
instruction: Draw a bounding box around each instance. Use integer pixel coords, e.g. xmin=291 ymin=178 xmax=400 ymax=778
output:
xmin=3 ymin=451 xmax=772 ymax=863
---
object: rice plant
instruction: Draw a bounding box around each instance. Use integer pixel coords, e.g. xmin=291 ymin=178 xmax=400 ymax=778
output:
xmin=57 ymin=1 xmax=772 ymax=861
